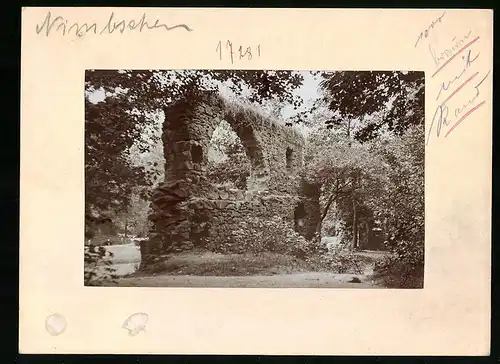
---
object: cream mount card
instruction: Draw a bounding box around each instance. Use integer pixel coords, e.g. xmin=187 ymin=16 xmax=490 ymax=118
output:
xmin=20 ymin=7 xmax=492 ymax=355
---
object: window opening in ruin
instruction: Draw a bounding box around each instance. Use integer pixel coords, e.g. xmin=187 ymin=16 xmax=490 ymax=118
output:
xmin=286 ymin=147 xmax=294 ymax=171
xmin=207 ymin=119 xmax=252 ymax=190
xmin=191 ymin=144 xmax=203 ymax=164
xmin=294 ymin=202 xmax=307 ymax=232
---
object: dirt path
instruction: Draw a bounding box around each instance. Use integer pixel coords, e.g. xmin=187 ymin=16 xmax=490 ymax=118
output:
xmin=89 ymin=244 xmax=387 ymax=288
xmin=111 ymin=272 xmax=383 ymax=288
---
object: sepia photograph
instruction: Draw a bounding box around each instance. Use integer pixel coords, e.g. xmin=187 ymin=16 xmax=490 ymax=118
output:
xmin=84 ymin=69 xmax=425 ymax=288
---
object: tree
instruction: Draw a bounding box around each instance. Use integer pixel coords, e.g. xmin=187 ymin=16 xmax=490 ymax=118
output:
xmin=370 ymin=125 xmax=425 ymax=287
xmin=305 ymin=122 xmax=424 ymax=285
xmin=300 ymin=70 xmax=424 ymax=254
xmin=85 ymin=97 xmax=152 ymax=221
xmin=303 ymin=127 xmax=387 ymax=244
xmin=317 ymin=71 xmax=424 ymax=142
xmin=85 ymin=70 xmax=305 ymax=113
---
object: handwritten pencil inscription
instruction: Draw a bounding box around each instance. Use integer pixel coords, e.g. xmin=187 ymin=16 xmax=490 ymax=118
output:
xmin=35 ymin=11 xmax=193 ymax=38
xmin=414 ymin=11 xmax=446 ymax=48
xmin=216 ymin=40 xmax=261 ymax=64
xmin=415 ymin=12 xmax=491 ymax=144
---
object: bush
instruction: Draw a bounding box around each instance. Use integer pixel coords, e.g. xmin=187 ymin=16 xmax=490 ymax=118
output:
xmin=321 ymin=217 xmax=338 ymax=236
xmin=84 ymin=244 xmax=119 ymax=285
xmin=319 ymin=242 xmax=364 ymax=274
xmin=373 ymin=240 xmax=424 ymax=288
xmin=204 ymin=216 xmax=321 ymax=258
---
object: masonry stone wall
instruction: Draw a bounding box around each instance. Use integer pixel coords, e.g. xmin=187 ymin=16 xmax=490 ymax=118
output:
xmin=142 ymin=91 xmax=321 ymax=266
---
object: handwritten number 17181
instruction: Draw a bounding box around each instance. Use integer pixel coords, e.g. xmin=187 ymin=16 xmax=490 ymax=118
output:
xmin=216 ymin=40 xmax=261 ymax=63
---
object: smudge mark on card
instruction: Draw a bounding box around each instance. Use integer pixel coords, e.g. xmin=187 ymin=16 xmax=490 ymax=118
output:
xmin=45 ymin=313 xmax=67 ymax=336
xmin=122 ymin=312 xmax=148 ymax=336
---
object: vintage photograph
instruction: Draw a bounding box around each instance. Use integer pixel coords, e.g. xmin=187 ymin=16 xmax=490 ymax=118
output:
xmin=85 ymin=69 xmax=424 ymax=288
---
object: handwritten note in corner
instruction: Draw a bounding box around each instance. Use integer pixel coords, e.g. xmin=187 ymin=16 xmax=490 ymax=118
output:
xmin=34 ymin=10 xmax=194 ymax=38
xmin=414 ymin=11 xmax=492 ymax=145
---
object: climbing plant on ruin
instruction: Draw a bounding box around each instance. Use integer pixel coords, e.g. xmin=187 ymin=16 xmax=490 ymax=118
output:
xmin=143 ymin=91 xmax=317 ymax=265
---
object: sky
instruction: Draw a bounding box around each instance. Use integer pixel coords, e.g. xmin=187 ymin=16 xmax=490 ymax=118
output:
xmin=281 ymin=71 xmax=322 ymax=118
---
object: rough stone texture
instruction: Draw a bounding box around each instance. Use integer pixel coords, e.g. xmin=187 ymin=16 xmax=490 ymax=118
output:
xmin=142 ymin=92 xmax=321 ymax=267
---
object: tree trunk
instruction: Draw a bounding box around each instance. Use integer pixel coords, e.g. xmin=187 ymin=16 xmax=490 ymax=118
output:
xmin=364 ymin=220 xmax=370 ymax=250
xmin=383 ymin=217 xmax=388 ymax=243
xmin=124 ymin=219 xmax=128 ymax=243
xmin=352 ymin=197 xmax=358 ymax=250
xmin=357 ymin=226 xmax=361 ymax=250
xmin=315 ymin=192 xmax=338 ymax=236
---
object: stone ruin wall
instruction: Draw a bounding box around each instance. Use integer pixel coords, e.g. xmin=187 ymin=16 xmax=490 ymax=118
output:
xmin=142 ymin=92 xmax=321 ymax=266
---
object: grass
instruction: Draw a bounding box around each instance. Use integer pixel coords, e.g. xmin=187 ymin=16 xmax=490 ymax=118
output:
xmin=135 ymin=250 xmax=328 ymax=277
xmin=133 ymin=248 xmax=388 ymax=278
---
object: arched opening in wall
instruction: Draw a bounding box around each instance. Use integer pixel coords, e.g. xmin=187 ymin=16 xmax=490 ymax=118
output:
xmin=233 ymin=123 xmax=268 ymax=186
xmin=286 ymin=147 xmax=294 ymax=171
xmin=294 ymin=202 xmax=307 ymax=232
xmin=207 ymin=119 xmax=252 ymax=190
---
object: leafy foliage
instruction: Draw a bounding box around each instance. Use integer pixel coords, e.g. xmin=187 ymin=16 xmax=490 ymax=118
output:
xmin=371 ymin=125 xmax=425 ymax=288
xmin=207 ymin=120 xmax=251 ymax=189
xmin=317 ymin=71 xmax=424 ymax=141
xmin=303 ymin=127 xmax=387 ymax=239
xmin=303 ymin=121 xmax=424 ymax=286
xmin=113 ymin=190 xmax=153 ymax=238
xmin=86 ymin=69 xmax=305 ymax=115
xmin=85 ymin=97 xmax=151 ymax=215
xmin=205 ymin=216 xmax=320 ymax=259
xmin=84 ymin=245 xmax=119 ymax=285
xmin=320 ymin=243 xmax=365 ymax=274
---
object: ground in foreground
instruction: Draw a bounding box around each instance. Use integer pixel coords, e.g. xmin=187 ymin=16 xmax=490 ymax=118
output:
xmin=108 ymin=271 xmax=381 ymax=288
xmin=90 ymin=247 xmax=387 ymax=288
